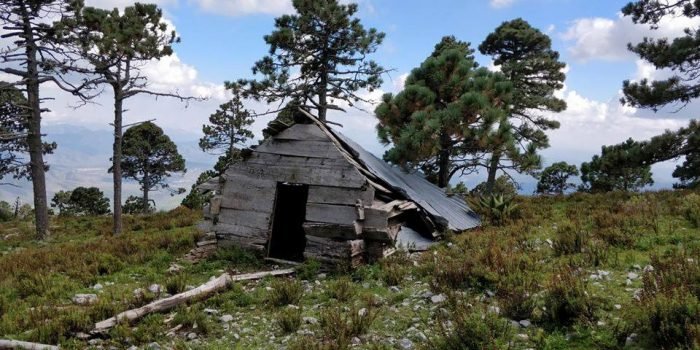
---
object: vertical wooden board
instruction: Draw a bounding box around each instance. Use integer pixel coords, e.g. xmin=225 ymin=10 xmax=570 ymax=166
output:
xmin=272 ymin=124 xmax=328 ymax=141
xmin=307 ymin=185 xmax=375 ymax=205
xmin=305 ymin=203 xmax=358 ymax=225
xmin=217 ymin=208 xmax=272 ymax=231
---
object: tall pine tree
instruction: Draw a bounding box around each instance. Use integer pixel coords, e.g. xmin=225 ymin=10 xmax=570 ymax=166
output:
xmin=375 ymin=36 xmax=515 ymax=188
xmin=479 ymin=18 xmax=567 ymax=192
xmin=621 ymin=0 xmax=700 ymax=110
xmin=238 ymin=0 xmax=386 ymax=121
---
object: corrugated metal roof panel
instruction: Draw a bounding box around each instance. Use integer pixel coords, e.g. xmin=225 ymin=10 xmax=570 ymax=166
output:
xmin=332 ymin=131 xmax=481 ymax=232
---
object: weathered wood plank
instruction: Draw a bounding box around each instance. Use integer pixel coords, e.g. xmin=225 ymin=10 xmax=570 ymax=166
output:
xmin=305 ymin=236 xmax=365 ymax=258
xmin=307 ymin=185 xmax=375 ymax=205
xmin=217 ymin=235 xmax=266 ymax=251
xmin=362 ymin=224 xmax=401 ymax=243
xmin=228 ymin=163 xmax=366 ymax=188
xmin=255 ymin=139 xmax=344 ymax=159
xmin=302 ymin=223 xmax=359 ymax=240
xmin=215 ymin=223 xmax=269 ymax=239
xmin=272 ymin=124 xmax=328 ymax=141
xmin=245 ymin=152 xmax=351 ymax=169
xmin=305 ymin=203 xmax=358 ymax=225
xmin=222 ymin=173 xmax=276 ymax=191
xmin=220 ymin=192 xmax=275 ymax=212
xmin=366 ymin=241 xmax=397 ymax=263
xmin=217 ymin=209 xmax=271 ymax=230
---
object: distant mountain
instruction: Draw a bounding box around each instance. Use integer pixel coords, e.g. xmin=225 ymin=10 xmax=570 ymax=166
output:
xmin=0 ymin=124 xmax=217 ymax=210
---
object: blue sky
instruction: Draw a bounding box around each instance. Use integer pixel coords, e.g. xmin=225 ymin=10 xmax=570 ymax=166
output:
xmin=2 ymin=0 xmax=699 ymax=207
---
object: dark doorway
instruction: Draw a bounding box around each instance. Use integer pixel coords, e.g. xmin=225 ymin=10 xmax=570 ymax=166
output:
xmin=268 ymin=182 xmax=309 ymax=261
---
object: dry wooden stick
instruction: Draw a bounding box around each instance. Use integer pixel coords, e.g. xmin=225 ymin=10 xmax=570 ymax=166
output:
xmin=0 ymin=339 xmax=59 ymax=350
xmin=92 ymin=268 xmax=295 ymax=333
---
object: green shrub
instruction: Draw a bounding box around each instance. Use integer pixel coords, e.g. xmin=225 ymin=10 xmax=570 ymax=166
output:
xmin=172 ymin=306 xmax=212 ymax=335
xmin=296 ymin=259 xmax=322 ymax=281
xmin=276 ymin=307 xmax=302 ymax=334
xmin=266 ymin=279 xmax=304 ymax=307
xmin=427 ymin=303 xmax=513 ymax=350
xmin=327 ymin=277 xmax=354 ymax=302
xmin=319 ymin=304 xmax=378 ymax=345
xmin=165 ymin=273 xmax=188 ymax=295
xmin=553 ymin=223 xmax=588 ymax=256
xmin=681 ymin=193 xmax=700 ymax=228
xmin=470 ymin=194 xmax=519 ymax=226
xmin=542 ymin=268 xmax=597 ymax=327
xmin=497 ymin=271 xmax=537 ymax=320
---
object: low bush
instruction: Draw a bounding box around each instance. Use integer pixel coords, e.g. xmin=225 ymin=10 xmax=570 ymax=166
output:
xmin=326 ymin=277 xmax=354 ymax=302
xmin=541 ymin=268 xmax=598 ymax=327
xmin=427 ymin=302 xmax=513 ymax=350
xmin=276 ymin=307 xmax=302 ymax=334
xmin=553 ymin=223 xmax=588 ymax=256
xmin=266 ymin=279 xmax=304 ymax=307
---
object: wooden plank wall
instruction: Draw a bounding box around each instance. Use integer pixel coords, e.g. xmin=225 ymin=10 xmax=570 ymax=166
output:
xmin=211 ymin=123 xmax=404 ymax=267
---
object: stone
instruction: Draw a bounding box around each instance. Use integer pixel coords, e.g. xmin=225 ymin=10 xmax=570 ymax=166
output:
xmin=625 ymin=333 xmax=638 ymax=346
xmin=643 ymin=265 xmax=654 ymax=273
xmin=517 ymin=334 xmax=529 ymax=341
xmin=351 ymin=337 xmax=361 ymax=345
xmin=316 ymin=273 xmax=327 ymax=280
xmin=303 ymin=316 xmax=318 ymax=325
xmin=168 ymin=264 xmax=183 ymax=274
xmin=399 ymin=338 xmax=414 ymax=350
xmin=430 ymin=294 xmax=447 ymax=304
xmin=358 ymin=308 xmax=368 ymax=317
xmin=390 ymin=286 xmax=401 ymax=293
xmin=148 ymin=284 xmax=161 ymax=294
xmin=220 ymin=314 xmax=234 ymax=323
xmin=92 ymin=283 xmax=103 ymax=291
xmin=203 ymin=308 xmax=219 ymax=315
xmin=187 ymin=332 xmax=197 ymax=340
xmin=627 ymin=272 xmax=639 ymax=280
xmin=614 ymin=304 xmax=622 ymax=310
xmin=519 ymin=319 xmax=531 ymax=328
xmin=487 ymin=305 xmax=501 ymax=315
xmin=72 ymin=294 xmax=97 ymax=305
xmin=421 ymin=291 xmax=434 ymax=299
xmin=147 ymin=343 xmax=161 ymax=350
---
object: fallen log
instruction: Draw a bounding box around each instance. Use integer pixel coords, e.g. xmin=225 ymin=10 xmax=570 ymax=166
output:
xmin=93 ymin=268 xmax=295 ymax=333
xmin=0 ymin=339 xmax=59 ymax=350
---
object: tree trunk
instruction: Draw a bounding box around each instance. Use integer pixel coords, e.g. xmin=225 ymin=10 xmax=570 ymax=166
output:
xmin=318 ymin=71 xmax=328 ymax=122
xmin=437 ymin=132 xmax=451 ymax=188
xmin=485 ymin=152 xmax=501 ymax=195
xmin=112 ymin=92 xmax=123 ymax=235
xmin=23 ymin=13 xmax=49 ymax=240
xmin=142 ymin=173 xmax=149 ymax=214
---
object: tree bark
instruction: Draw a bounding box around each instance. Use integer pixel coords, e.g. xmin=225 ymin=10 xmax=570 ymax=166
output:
xmin=142 ymin=172 xmax=149 ymax=214
xmin=485 ymin=151 xmax=501 ymax=195
xmin=23 ymin=9 xmax=49 ymax=240
xmin=0 ymin=339 xmax=58 ymax=350
xmin=318 ymin=69 xmax=328 ymax=122
xmin=437 ymin=131 xmax=451 ymax=188
xmin=112 ymin=91 xmax=123 ymax=235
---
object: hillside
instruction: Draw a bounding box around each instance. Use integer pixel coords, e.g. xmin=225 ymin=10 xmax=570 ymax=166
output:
xmin=0 ymin=191 xmax=698 ymax=349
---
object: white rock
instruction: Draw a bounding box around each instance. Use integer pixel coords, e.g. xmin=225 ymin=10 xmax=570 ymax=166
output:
xmin=626 ymin=333 xmax=638 ymax=346
xmin=487 ymin=305 xmax=500 ymax=315
xmin=643 ymin=265 xmax=654 ymax=273
xmin=399 ymin=338 xmax=414 ymax=350
xmin=627 ymin=272 xmax=639 ymax=280
xmin=430 ymin=294 xmax=447 ymax=304
xmin=390 ymin=286 xmax=401 ymax=293
xmin=72 ymin=294 xmax=97 ymax=305
xmin=147 ymin=343 xmax=161 ymax=350
xmin=203 ymin=308 xmax=219 ymax=315
xmin=303 ymin=316 xmax=318 ymax=325
xmin=220 ymin=314 xmax=234 ymax=323
xmin=358 ymin=308 xmax=368 ymax=317
xmin=92 ymin=283 xmax=103 ymax=291
xmin=351 ymin=337 xmax=361 ymax=345
xmin=614 ymin=304 xmax=622 ymax=310
xmin=421 ymin=291 xmax=434 ymax=299
xmin=148 ymin=284 xmax=161 ymax=294
xmin=517 ymin=334 xmax=529 ymax=341
xmin=519 ymin=319 xmax=531 ymax=328
xmin=187 ymin=332 xmax=197 ymax=340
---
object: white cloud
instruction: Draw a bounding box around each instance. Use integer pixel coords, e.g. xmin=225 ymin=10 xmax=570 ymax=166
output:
xmin=562 ymin=12 xmax=700 ymax=61
xmin=392 ymin=72 xmax=409 ymax=92
xmin=191 ymin=0 xmax=293 ymax=16
xmin=490 ymin=0 xmax=516 ymax=9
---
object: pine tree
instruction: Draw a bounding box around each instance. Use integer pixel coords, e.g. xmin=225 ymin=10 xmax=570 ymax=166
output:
xmin=117 ymin=122 xmax=186 ymax=213
xmin=0 ymin=0 xmax=85 ymax=239
xmin=0 ymin=83 xmax=55 ymax=184
xmin=375 ymin=36 xmax=515 ymax=188
xmin=621 ymin=1 xmax=700 ymax=110
xmin=199 ymin=86 xmax=254 ymax=169
xmin=479 ymin=18 xmax=567 ymax=192
xmin=580 ymin=139 xmax=654 ymax=192
xmin=57 ymin=3 xmax=195 ymax=233
xmin=238 ymin=0 xmax=386 ymax=121
xmin=536 ymin=162 xmax=579 ymax=195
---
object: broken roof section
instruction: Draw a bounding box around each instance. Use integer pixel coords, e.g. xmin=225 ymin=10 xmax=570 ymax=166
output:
xmin=297 ymin=109 xmax=480 ymax=233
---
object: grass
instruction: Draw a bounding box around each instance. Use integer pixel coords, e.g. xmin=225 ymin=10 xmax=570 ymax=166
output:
xmin=0 ymin=191 xmax=698 ymax=349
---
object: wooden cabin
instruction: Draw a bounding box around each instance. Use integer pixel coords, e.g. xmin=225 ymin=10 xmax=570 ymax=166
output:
xmin=197 ymin=110 xmax=480 ymax=267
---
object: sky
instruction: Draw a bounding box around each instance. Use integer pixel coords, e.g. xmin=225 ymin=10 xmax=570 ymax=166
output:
xmin=2 ymin=0 xmax=699 ymax=209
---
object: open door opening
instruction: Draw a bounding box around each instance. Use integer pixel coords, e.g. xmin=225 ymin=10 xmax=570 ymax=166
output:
xmin=268 ymin=182 xmax=309 ymax=261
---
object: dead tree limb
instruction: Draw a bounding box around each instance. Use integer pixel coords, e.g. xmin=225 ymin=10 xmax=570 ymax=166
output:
xmin=0 ymin=339 xmax=59 ymax=350
xmin=92 ymin=268 xmax=295 ymax=333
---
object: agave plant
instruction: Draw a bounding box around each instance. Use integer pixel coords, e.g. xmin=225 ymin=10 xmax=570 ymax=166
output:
xmin=472 ymin=194 xmax=519 ymax=226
